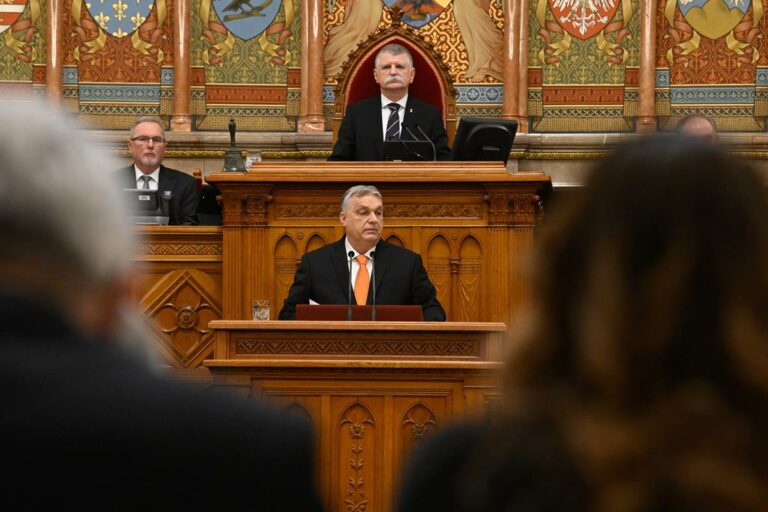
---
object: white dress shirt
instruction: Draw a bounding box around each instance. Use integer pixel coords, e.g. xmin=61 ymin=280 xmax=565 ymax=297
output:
xmin=134 ymin=165 xmax=160 ymax=190
xmin=380 ymin=94 xmax=408 ymax=140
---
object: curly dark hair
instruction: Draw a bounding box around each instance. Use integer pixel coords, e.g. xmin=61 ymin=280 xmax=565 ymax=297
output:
xmin=505 ymin=136 xmax=768 ymax=512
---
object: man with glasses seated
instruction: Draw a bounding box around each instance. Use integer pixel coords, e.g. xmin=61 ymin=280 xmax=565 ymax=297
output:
xmin=116 ymin=117 xmax=198 ymax=225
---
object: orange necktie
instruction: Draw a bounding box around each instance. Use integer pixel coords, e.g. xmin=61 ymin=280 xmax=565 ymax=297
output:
xmin=354 ymin=255 xmax=369 ymax=305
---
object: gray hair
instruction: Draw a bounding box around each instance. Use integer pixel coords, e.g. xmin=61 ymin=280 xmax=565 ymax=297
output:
xmin=0 ymin=102 xmax=132 ymax=297
xmin=129 ymin=116 xmax=165 ymax=139
xmin=375 ymin=43 xmax=413 ymax=68
xmin=341 ymin=185 xmax=382 ymax=211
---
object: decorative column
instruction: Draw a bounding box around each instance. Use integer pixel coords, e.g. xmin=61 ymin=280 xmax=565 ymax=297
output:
xmin=637 ymin=0 xmax=657 ymax=132
xmin=45 ymin=0 xmax=62 ymax=105
xmin=503 ymin=0 xmax=528 ymax=131
xmin=171 ymin=0 xmax=192 ymax=131
xmin=517 ymin=0 xmax=529 ymax=132
xmin=298 ymin=0 xmax=325 ymax=132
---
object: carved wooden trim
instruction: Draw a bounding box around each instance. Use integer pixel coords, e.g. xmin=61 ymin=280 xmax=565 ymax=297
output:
xmin=274 ymin=203 xmax=483 ymax=219
xmin=208 ymin=366 xmax=499 ymax=376
xmin=137 ymin=242 xmax=224 ymax=257
xmin=140 ymin=269 xmax=223 ymax=367
xmin=235 ymin=334 xmax=481 ymax=357
xmin=274 ymin=204 xmax=339 ymax=219
xmin=340 ymin=403 xmax=375 ymax=512
xmin=221 ymin=190 xmax=273 ymax=226
xmin=402 ymin=402 xmax=437 ymax=451
xmin=486 ymin=192 xmax=541 ymax=225
xmin=386 ymin=203 xmax=483 ymax=219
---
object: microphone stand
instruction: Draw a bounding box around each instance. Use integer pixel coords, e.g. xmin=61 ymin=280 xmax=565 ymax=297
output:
xmin=369 ymin=252 xmax=376 ymax=321
xmin=347 ymin=250 xmax=354 ymax=321
xmin=416 ymin=125 xmax=438 ymax=161
xmin=401 ymin=127 xmax=429 ymax=161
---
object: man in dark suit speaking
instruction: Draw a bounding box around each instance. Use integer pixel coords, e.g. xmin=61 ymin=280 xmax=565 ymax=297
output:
xmin=116 ymin=116 xmax=198 ymax=225
xmin=329 ymin=43 xmax=451 ymax=161
xmin=278 ymin=185 xmax=446 ymax=321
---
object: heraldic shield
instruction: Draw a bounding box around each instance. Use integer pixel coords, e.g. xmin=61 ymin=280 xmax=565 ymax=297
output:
xmin=0 ymin=0 xmax=29 ymax=35
xmin=678 ymin=0 xmax=751 ymax=40
xmin=549 ymin=0 xmax=621 ymax=40
xmin=86 ymin=0 xmax=156 ymax=38
xmin=212 ymin=0 xmax=281 ymax=40
xmin=382 ymin=0 xmax=450 ymax=29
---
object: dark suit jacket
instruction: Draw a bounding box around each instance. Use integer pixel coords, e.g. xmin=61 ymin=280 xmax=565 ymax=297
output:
xmin=0 ymin=292 xmax=322 ymax=510
xmin=329 ymin=95 xmax=451 ymax=161
xmin=278 ymin=237 xmax=446 ymax=321
xmin=396 ymin=422 xmax=588 ymax=512
xmin=117 ymin=165 xmax=199 ymax=225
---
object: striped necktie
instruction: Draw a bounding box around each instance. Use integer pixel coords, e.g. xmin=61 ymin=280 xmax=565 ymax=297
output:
xmin=385 ymin=103 xmax=400 ymax=140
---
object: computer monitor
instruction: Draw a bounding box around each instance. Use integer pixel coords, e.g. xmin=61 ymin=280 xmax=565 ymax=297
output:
xmin=450 ymin=118 xmax=518 ymax=164
xmin=123 ymin=188 xmax=169 ymax=225
xmin=124 ymin=188 xmax=159 ymax=212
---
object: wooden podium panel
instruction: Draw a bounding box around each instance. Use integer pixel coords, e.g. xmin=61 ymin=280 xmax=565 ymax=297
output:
xmin=205 ymin=320 xmax=505 ymax=512
xmin=206 ymin=162 xmax=550 ymax=325
xmin=131 ymin=226 xmax=223 ymax=369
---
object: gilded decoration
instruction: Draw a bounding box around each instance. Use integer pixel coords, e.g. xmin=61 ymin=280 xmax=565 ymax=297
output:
xmin=529 ymin=0 xmax=640 ymax=132
xmin=0 ymin=0 xmax=41 ymax=69
xmin=192 ymin=0 xmax=300 ymax=130
xmin=323 ymin=1 xmax=504 ymax=86
xmin=71 ymin=0 xmax=170 ymax=65
xmin=657 ymin=1 xmax=767 ymax=130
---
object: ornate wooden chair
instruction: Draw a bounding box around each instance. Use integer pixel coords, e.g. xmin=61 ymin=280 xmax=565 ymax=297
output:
xmin=331 ymin=16 xmax=457 ymax=145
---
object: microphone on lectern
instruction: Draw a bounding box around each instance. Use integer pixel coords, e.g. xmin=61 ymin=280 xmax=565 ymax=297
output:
xmin=369 ymin=252 xmax=377 ymax=321
xmin=347 ymin=250 xmax=355 ymax=321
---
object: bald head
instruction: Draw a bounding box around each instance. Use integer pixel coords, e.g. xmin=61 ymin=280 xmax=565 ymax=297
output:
xmin=676 ymin=115 xmax=718 ymax=143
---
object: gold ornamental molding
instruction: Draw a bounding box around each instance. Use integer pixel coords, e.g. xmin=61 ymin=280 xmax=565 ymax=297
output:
xmin=119 ymin=149 xmax=249 ymax=158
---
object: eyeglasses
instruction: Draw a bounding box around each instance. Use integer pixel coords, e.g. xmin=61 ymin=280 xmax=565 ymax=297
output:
xmin=130 ymin=136 xmax=166 ymax=145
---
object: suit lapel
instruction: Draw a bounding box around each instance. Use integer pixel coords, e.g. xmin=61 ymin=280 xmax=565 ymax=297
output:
xmin=368 ymin=97 xmax=385 ymax=160
xmin=370 ymin=240 xmax=388 ymax=303
xmin=330 ymin=238 xmax=352 ymax=302
xmin=403 ymin=97 xmax=415 ymax=133
xmin=122 ymin=166 xmax=137 ymax=189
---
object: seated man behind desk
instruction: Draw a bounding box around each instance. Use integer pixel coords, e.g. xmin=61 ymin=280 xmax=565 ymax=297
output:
xmin=279 ymin=185 xmax=446 ymax=321
xmin=116 ymin=116 xmax=198 ymax=225
xmin=329 ymin=43 xmax=451 ymax=161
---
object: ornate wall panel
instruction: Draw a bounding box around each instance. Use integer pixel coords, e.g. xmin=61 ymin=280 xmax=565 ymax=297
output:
xmin=322 ymin=1 xmax=504 ymax=126
xmin=60 ymin=0 xmax=174 ymax=128
xmin=0 ymin=0 xmax=45 ymax=97
xmin=528 ymin=0 xmax=641 ymax=132
xmin=191 ymin=0 xmax=301 ymax=130
xmin=656 ymin=0 xmax=767 ymax=131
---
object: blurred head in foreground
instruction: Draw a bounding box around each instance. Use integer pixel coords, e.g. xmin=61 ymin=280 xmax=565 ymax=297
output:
xmin=509 ymin=136 xmax=768 ymax=511
xmin=0 ymin=102 xmax=132 ymax=340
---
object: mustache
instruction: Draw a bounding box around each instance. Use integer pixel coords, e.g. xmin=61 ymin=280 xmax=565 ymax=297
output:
xmin=385 ymin=76 xmax=403 ymax=84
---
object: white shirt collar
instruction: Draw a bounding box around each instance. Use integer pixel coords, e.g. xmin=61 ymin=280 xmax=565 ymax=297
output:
xmin=381 ymin=94 xmax=408 ymax=111
xmin=344 ymin=237 xmax=376 ymax=259
xmin=134 ymin=165 xmax=160 ymax=188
